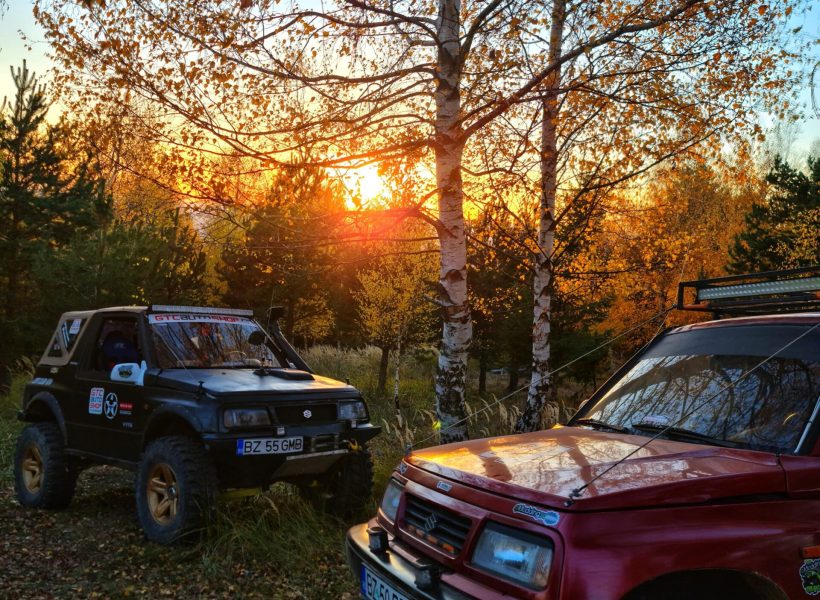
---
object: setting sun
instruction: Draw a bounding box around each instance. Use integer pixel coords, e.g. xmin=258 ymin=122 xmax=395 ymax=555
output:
xmin=343 ymin=164 xmax=388 ymax=208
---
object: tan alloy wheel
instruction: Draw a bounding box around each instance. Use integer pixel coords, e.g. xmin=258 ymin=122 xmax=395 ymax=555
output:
xmin=21 ymin=445 xmax=43 ymax=493
xmin=147 ymin=463 xmax=179 ymax=526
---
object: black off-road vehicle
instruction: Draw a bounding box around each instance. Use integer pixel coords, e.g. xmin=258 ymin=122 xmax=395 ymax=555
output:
xmin=13 ymin=305 xmax=380 ymax=543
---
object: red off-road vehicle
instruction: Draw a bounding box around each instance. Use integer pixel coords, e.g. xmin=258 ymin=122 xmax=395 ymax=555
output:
xmin=347 ymin=267 xmax=820 ymax=599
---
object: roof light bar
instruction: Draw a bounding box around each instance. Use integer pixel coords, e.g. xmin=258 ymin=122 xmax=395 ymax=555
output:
xmin=697 ymin=276 xmax=820 ymax=301
xmin=150 ymin=305 xmax=254 ymax=317
xmin=677 ymin=266 xmax=820 ymax=315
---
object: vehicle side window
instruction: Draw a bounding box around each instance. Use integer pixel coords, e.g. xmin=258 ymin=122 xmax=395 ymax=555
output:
xmin=62 ymin=318 xmax=86 ymax=352
xmin=91 ymin=318 xmax=143 ymax=374
xmin=47 ymin=317 xmax=87 ymax=358
xmin=47 ymin=335 xmax=63 ymax=358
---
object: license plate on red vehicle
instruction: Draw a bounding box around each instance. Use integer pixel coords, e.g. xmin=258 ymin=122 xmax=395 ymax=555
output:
xmin=235 ymin=437 xmax=303 ymax=456
xmin=360 ymin=565 xmax=410 ymax=600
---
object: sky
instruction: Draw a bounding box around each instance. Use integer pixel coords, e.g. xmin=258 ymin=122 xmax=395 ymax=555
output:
xmin=1 ymin=0 xmax=819 ymax=157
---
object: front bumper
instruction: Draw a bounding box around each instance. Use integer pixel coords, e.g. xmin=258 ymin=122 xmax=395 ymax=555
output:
xmin=204 ymin=422 xmax=380 ymax=488
xmin=346 ymin=523 xmax=509 ymax=600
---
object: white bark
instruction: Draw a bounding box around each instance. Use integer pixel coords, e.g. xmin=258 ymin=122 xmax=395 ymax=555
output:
xmin=434 ymin=0 xmax=471 ymax=443
xmin=517 ymin=0 xmax=566 ymax=433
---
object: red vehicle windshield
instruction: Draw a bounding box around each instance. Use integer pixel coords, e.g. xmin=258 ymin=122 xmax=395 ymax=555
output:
xmin=580 ymin=324 xmax=820 ymax=454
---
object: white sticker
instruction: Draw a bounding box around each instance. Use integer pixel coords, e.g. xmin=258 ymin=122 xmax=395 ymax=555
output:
xmin=148 ymin=314 xmax=253 ymax=324
xmin=69 ymin=319 xmax=82 ymax=334
xmin=89 ymin=387 xmax=104 ymax=415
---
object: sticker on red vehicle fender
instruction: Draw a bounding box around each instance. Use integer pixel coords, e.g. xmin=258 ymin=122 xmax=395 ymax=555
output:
xmin=512 ymin=503 xmax=560 ymax=527
xmin=800 ymin=559 xmax=820 ymax=595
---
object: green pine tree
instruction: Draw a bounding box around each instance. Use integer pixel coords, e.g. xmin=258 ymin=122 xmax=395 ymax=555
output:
xmin=728 ymin=156 xmax=820 ymax=273
xmin=0 ymin=62 xmax=108 ymax=389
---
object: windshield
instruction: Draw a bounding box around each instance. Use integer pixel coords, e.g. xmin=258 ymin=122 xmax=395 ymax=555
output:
xmin=579 ymin=324 xmax=820 ymax=454
xmin=149 ymin=314 xmax=281 ymax=369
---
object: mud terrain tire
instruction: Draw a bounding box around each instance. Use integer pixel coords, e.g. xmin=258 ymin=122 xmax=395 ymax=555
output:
xmin=135 ymin=436 xmax=217 ymax=544
xmin=305 ymin=445 xmax=374 ymax=516
xmin=14 ymin=422 xmax=78 ymax=509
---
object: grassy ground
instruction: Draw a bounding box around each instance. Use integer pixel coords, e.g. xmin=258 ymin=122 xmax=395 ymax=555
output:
xmin=0 ymin=348 xmax=520 ymax=599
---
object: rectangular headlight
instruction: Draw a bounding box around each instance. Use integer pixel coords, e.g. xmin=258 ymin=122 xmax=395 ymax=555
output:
xmin=379 ymin=479 xmax=403 ymax=522
xmin=223 ymin=408 xmax=271 ymax=429
xmin=471 ymin=522 xmax=553 ymax=589
xmin=338 ymin=400 xmax=368 ymax=421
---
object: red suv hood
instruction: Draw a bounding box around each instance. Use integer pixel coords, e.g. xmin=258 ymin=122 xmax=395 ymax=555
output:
xmin=407 ymin=427 xmax=785 ymax=511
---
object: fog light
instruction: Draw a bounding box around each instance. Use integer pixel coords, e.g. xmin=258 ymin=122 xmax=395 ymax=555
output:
xmin=414 ymin=563 xmax=440 ymax=591
xmin=368 ymin=526 xmax=388 ymax=554
xmin=276 ymin=425 xmax=286 ymax=435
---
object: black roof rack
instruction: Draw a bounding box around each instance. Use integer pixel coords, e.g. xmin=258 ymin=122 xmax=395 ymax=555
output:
xmin=677 ymin=266 xmax=820 ymax=316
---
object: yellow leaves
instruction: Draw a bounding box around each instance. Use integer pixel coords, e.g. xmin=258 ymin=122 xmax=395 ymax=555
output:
xmin=758 ymin=4 xmax=768 ymax=15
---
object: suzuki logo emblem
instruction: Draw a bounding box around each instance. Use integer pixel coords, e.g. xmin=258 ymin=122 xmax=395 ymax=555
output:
xmin=303 ymin=409 xmax=312 ymax=419
xmin=423 ymin=514 xmax=438 ymax=533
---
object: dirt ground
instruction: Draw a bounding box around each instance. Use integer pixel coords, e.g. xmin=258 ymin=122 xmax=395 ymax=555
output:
xmin=0 ymin=465 xmax=358 ymax=599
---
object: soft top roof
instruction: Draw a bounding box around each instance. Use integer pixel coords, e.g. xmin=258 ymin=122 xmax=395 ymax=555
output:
xmin=58 ymin=306 xmax=147 ymax=320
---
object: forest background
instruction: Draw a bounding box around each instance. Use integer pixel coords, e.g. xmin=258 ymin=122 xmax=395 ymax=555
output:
xmin=0 ymin=0 xmax=817 ymax=440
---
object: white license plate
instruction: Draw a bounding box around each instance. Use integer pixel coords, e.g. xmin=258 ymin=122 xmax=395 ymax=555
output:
xmin=360 ymin=565 xmax=410 ymax=600
xmin=235 ymin=437 xmax=303 ymax=456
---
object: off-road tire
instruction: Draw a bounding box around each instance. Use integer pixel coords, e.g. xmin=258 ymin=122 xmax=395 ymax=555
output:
xmin=305 ymin=445 xmax=374 ymax=516
xmin=135 ymin=436 xmax=217 ymax=544
xmin=14 ymin=422 xmax=78 ymax=509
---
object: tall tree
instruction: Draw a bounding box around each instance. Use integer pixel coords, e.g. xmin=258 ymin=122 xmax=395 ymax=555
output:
xmin=507 ymin=0 xmax=803 ymax=431
xmin=220 ymin=165 xmax=346 ymax=345
xmin=728 ymin=155 xmax=820 ymax=273
xmin=0 ymin=62 xmax=106 ymax=389
xmin=34 ymin=204 xmax=211 ymax=312
xmin=354 ymin=234 xmax=437 ymax=395
xmin=37 ymin=0 xmax=805 ymax=440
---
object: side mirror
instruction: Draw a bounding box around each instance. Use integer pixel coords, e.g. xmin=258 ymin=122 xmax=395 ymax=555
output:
xmin=248 ymin=330 xmax=266 ymax=346
xmin=111 ymin=361 xmax=147 ymax=385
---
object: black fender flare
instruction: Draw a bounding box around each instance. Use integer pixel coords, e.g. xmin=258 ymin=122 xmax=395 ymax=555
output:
xmin=22 ymin=391 xmax=68 ymax=444
xmin=142 ymin=405 xmax=205 ymax=446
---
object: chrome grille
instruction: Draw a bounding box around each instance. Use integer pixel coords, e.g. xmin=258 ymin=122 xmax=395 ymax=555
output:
xmin=403 ymin=494 xmax=471 ymax=556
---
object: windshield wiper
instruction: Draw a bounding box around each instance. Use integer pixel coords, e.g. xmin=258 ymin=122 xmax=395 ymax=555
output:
xmin=631 ymin=421 xmax=740 ymax=448
xmin=574 ymin=418 xmax=629 ymax=433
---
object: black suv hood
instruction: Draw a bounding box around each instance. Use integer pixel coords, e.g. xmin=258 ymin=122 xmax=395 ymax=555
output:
xmin=153 ymin=368 xmax=360 ymax=397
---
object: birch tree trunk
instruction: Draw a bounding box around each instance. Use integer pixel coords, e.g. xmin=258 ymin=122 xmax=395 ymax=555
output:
xmin=516 ymin=0 xmax=566 ymax=433
xmin=434 ymin=0 xmax=471 ymax=443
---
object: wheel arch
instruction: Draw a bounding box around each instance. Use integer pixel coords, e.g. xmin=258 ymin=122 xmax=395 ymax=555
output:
xmin=142 ymin=408 xmax=202 ymax=446
xmin=622 ymin=568 xmax=789 ymax=600
xmin=21 ymin=392 xmax=68 ymax=444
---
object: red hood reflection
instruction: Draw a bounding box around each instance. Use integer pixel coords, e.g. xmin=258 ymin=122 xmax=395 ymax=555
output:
xmin=407 ymin=427 xmax=785 ymax=510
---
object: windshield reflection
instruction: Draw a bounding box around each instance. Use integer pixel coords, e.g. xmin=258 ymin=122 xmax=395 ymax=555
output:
xmin=583 ymin=354 xmax=820 ymax=453
xmin=150 ymin=318 xmax=280 ymax=369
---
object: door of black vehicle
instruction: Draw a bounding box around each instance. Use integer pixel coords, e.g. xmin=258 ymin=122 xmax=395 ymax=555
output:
xmin=69 ymin=314 xmax=147 ymax=461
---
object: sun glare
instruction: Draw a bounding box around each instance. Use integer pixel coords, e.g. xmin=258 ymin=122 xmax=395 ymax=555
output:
xmin=344 ymin=164 xmax=387 ymax=209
